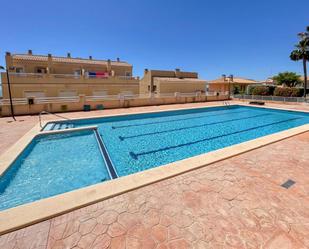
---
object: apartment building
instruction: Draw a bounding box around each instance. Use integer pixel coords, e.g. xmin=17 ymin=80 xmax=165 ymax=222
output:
xmin=1 ymin=50 xmax=139 ymax=100
xmin=0 ymin=51 xmax=141 ymax=115
xmin=140 ymin=68 xmax=207 ymax=95
xmin=0 ymin=51 xmax=228 ymax=116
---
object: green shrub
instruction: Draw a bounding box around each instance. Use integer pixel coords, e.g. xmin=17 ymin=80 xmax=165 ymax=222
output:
xmin=233 ymin=85 xmax=240 ymax=94
xmin=251 ymin=86 xmax=272 ymax=96
xmin=274 ymin=87 xmax=292 ymax=96
xmin=273 ymin=87 xmax=303 ymax=97
xmin=247 ymin=85 xmax=303 ymax=97
xmin=239 ymin=89 xmax=246 ymax=95
xmin=246 ymin=85 xmax=255 ymax=95
xmin=268 ymin=86 xmax=276 ymax=95
xmin=290 ymin=88 xmax=304 ymax=97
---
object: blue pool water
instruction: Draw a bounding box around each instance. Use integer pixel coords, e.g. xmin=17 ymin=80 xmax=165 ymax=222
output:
xmin=1 ymin=105 xmax=309 ymax=210
xmin=0 ymin=130 xmax=110 ymax=211
xmin=54 ymin=105 xmax=309 ymax=177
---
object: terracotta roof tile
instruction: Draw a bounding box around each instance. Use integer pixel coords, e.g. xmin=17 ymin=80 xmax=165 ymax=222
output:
xmin=154 ymin=77 xmax=206 ymax=83
xmin=209 ymin=77 xmax=258 ymax=84
xmin=12 ymin=54 xmax=131 ymax=67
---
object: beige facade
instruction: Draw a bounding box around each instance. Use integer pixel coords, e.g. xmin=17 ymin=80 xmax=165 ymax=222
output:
xmin=1 ymin=51 xmax=139 ymax=100
xmin=140 ymin=69 xmax=207 ymax=94
xmin=208 ymin=76 xmax=259 ymax=93
xmin=0 ymin=51 xmax=230 ymax=116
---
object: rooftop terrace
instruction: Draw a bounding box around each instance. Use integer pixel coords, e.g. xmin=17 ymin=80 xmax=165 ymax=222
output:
xmin=10 ymin=52 xmax=132 ymax=67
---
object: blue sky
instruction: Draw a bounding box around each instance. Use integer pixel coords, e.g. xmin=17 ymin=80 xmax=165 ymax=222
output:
xmin=0 ymin=0 xmax=308 ymax=80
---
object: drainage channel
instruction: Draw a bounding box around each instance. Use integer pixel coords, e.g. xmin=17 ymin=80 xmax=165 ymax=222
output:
xmin=93 ymin=129 xmax=119 ymax=179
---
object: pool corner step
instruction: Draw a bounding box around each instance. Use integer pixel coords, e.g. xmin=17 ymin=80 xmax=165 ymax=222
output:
xmin=53 ymin=123 xmax=61 ymax=130
xmin=43 ymin=123 xmax=55 ymax=131
xmin=44 ymin=122 xmax=75 ymax=131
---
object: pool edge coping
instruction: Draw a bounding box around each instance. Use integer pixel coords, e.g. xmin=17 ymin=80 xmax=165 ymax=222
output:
xmin=39 ymin=102 xmax=309 ymax=135
xmin=0 ymin=103 xmax=309 ymax=235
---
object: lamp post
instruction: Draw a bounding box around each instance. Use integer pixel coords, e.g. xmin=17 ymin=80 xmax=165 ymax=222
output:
xmin=222 ymin=74 xmax=233 ymax=99
xmin=0 ymin=66 xmax=16 ymax=120
xmin=228 ymin=74 xmax=234 ymax=99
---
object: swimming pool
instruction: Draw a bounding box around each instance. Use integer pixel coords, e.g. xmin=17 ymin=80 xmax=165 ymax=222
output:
xmin=0 ymin=130 xmax=111 ymax=210
xmin=1 ymin=105 xmax=309 ymax=211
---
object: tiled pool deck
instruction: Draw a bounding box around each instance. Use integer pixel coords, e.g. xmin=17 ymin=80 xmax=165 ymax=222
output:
xmin=0 ymin=101 xmax=309 ymax=249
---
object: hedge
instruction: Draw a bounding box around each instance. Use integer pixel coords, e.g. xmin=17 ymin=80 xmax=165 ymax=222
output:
xmin=250 ymin=86 xmax=274 ymax=96
xmin=273 ymin=87 xmax=303 ymax=97
xmin=290 ymin=88 xmax=304 ymax=97
xmin=247 ymin=86 xmax=303 ymax=97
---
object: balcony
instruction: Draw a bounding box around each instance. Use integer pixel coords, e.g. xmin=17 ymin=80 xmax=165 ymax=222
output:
xmin=3 ymin=72 xmax=139 ymax=81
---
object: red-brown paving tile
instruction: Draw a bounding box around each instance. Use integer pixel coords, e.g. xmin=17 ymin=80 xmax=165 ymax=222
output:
xmin=110 ymin=235 xmax=126 ymax=249
xmin=150 ymin=224 xmax=167 ymax=243
xmin=0 ymin=221 xmax=50 ymax=249
xmin=79 ymin=218 xmax=97 ymax=236
xmin=92 ymin=234 xmax=111 ymax=249
xmin=107 ymin=223 xmax=126 ymax=238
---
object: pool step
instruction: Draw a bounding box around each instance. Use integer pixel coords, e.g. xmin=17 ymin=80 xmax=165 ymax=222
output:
xmin=43 ymin=123 xmax=54 ymax=131
xmin=44 ymin=122 xmax=74 ymax=131
xmin=93 ymin=129 xmax=118 ymax=179
xmin=59 ymin=123 xmax=74 ymax=130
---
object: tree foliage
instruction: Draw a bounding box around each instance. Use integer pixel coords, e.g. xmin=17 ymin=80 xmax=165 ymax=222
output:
xmin=290 ymin=26 xmax=309 ymax=96
xmin=272 ymin=72 xmax=302 ymax=87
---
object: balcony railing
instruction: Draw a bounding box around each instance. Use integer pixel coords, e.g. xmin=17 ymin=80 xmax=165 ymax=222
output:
xmin=0 ymin=98 xmax=28 ymax=105
xmin=5 ymin=72 xmax=139 ymax=81
xmin=34 ymin=96 xmax=80 ymax=104
xmin=0 ymin=92 xmax=228 ymax=106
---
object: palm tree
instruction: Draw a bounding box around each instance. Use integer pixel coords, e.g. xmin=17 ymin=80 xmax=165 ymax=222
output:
xmin=290 ymin=26 xmax=309 ymax=97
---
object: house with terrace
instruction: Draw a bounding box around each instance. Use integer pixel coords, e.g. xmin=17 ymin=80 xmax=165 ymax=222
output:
xmin=208 ymin=75 xmax=259 ymax=94
xmin=139 ymin=68 xmax=207 ymax=96
xmin=0 ymin=51 xmax=229 ymax=116
xmin=0 ymin=51 xmax=139 ymax=115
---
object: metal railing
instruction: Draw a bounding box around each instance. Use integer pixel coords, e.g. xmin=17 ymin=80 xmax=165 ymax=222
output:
xmin=0 ymin=98 xmax=28 ymax=105
xmin=39 ymin=111 xmax=72 ymax=128
xmin=53 ymin=74 xmax=81 ymax=79
xmin=34 ymin=96 xmax=80 ymax=104
xmin=233 ymin=94 xmax=308 ymax=103
xmin=0 ymin=92 xmax=228 ymax=107
xmin=5 ymin=72 xmax=139 ymax=81
xmin=7 ymin=72 xmax=45 ymax=78
xmin=223 ymin=101 xmax=231 ymax=106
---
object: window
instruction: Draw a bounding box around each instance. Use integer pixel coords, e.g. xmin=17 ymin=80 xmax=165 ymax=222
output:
xmin=125 ymin=71 xmax=131 ymax=77
xmin=58 ymin=90 xmax=77 ymax=97
xmin=74 ymin=69 xmax=81 ymax=76
xmin=24 ymin=91 xmax=45 ymax=98
xmin=36 ymin=67 xmax=47 ymax=74
xmin=15 ymin=67 xmax=24 ymax=73
xmin=93 ymin=90 xmax=107 ymax=96
xmin=73 ymin=69 xmax=82 ymax=79
xmin=121 ymin=91 xmax=133 ymax=96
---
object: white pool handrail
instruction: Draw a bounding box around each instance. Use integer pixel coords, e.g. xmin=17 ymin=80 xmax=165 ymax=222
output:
xmin=39 ymin=111 xmax=72 ymax=128
xmin=223 ymin=101 xmax=231 ymax=107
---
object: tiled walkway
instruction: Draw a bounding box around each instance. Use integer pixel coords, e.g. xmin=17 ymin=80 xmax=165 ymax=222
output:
xmin=0 ymin=102 xmax=309 ymax=248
